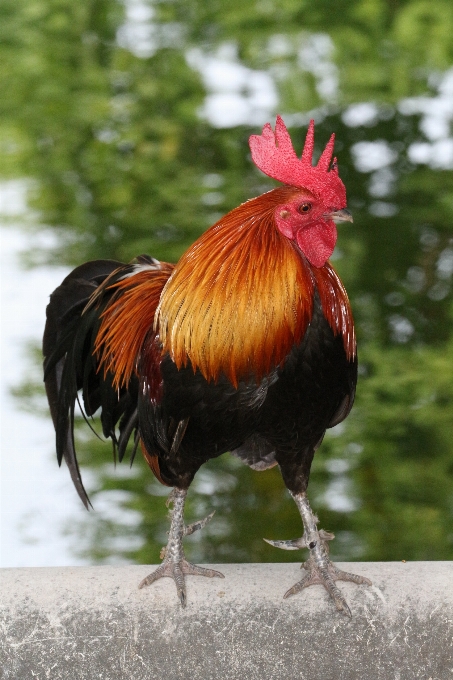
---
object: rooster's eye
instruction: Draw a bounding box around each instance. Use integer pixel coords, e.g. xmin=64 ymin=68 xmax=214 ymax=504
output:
xmin=298 ymin=202 xmax=312 ymax=214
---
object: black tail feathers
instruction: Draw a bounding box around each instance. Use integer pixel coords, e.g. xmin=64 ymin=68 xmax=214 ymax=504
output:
xmin=43 ymin=259 xmax=140 ymax=508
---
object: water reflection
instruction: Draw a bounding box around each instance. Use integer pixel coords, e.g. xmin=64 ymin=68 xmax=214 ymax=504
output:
xmin=0 ymin=220 xmax=87 ymax=567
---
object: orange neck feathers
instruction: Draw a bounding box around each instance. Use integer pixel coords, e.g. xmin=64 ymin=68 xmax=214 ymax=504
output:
xmin=156 ymin=187 xmax=355 ymax=387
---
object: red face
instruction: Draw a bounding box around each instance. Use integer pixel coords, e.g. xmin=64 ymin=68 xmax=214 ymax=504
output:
xmin=274 ymin=190 xmax=351 ymax=268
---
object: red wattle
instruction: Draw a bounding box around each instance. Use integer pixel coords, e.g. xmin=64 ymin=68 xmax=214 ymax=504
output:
xmin=296 ymin=220 xmax=337 ymax=268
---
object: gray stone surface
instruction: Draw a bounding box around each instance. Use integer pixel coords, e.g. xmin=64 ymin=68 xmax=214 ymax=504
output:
xmin=0 ymin=562 xmax=452 ymax=679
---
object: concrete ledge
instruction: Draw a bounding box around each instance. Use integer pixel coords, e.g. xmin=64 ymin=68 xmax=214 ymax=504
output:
xmin=0 ymin=562 xmax=452 ymax=679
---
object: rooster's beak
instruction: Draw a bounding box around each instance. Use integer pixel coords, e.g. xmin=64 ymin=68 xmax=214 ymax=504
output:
xmin=324 ymin=208 xmax=353 ymax=224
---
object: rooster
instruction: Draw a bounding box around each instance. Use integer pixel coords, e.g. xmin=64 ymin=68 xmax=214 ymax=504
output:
xmin=43 ymin=116 xmax=371 ymax=616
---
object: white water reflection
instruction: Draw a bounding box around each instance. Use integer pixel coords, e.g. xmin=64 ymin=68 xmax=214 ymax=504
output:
xmin=0 ymin=184 xmax=88 ymax=567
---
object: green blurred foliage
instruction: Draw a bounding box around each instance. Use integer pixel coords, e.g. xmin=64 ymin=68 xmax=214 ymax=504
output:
xmin=1 ymin=0 xmax=452 ymax=565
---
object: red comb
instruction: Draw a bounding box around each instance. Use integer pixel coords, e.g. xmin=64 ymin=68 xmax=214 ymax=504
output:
xmin=249 ymin=116 xmax=346 ymax=208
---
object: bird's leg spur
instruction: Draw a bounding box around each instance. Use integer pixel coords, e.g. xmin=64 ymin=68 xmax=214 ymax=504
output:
xmin=139 ymin=488 xmax=224 ymax=606
xmin=264 ymin=492 xmax=371 ymax=617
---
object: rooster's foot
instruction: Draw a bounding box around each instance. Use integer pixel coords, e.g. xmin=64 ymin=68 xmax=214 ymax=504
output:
xmin=139 ymin=488 xmax=224 ymax=606
xmin=139 ymin=559 xmax=223 ymax=607
xmin=283 ymin=541 xmax=371 ymax=617
xmin=265 ymin=491 xmax=371 ymax=617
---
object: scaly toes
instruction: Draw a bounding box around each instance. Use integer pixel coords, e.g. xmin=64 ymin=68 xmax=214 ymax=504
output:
xmin=139 ymin=559 xmax=224 ymax=608
xmin=330 ymin=565 xmax=372 ymax=586
xmin=139 ymin=560 xmax=188 ymax=607
xmin=180 ymin=562 xmax=224 ymax=579
xmin=283 ymin=567 xmax=352 ymax=617
xmin=139 ymin=561 xmax=174 ymax=589
xmin=284 ymin=558 xmax=371 ymax=617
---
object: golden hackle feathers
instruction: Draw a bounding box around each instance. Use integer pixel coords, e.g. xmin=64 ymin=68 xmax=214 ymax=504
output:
xmin=156 ymin=188 xmax=316 ymax=387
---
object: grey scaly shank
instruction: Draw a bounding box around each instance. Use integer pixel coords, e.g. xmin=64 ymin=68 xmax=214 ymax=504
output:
xmin=139 ymin=488 xmax=224 ymax=606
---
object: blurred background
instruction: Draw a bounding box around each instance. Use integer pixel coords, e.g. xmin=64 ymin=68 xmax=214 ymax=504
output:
xmin=0 ymin=0 xmax=452 ymax=569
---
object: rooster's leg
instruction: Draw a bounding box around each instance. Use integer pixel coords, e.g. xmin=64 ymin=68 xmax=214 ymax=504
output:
xmin=139 ymin=488 xmax=224 ymax=606
xmin=265 ymin=491 xmax=371 ymax=617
